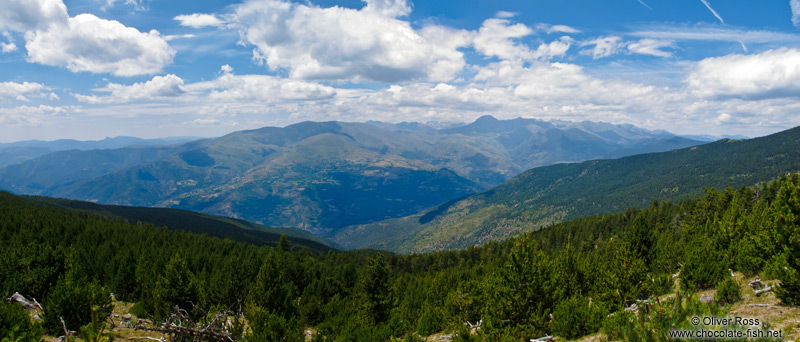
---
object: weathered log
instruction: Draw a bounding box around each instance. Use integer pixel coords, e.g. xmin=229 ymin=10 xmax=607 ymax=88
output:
xmin=748 ymin=278 xmax=773 ymax=296
xmin=531 ymin=335 xmax=555 ymax=342
xmin=5 ymin=292 xmax=41 ymax=311
xmin=749 ymin=279 xmax=766 ymax=290
xmin=754 ymin=286 xmax=773 ymax=296
xmin=132 ymin=305 xmax=242 ymax=342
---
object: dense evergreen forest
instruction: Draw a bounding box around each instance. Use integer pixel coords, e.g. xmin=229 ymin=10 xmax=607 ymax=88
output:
xmin=2 ymin=173 xmax=800 ymax=341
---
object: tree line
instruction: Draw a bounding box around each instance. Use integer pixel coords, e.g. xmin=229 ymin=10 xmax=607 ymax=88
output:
xmin=1 ymin=172 xmax=799 ymax=341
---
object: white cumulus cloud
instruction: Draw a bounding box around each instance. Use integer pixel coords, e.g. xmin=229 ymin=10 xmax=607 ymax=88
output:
xmin=25 ymin=13 xmax=174 ymax=76
xmin=471 ymin=19 xmax=573 ymax=61
xmin=1 ymin=0 xmax=173 ymax=76
xmin=362 ymin=0 xmax=412 ymax=18
xmin=687 ymin=48 xmax=800 ymax=100
xmin=0 ymin=81 xmax=58 ymax=101
xmin=473 ymin=18 xmax=534 ymax=61
xmin=0 ymin=0 xmax=68 ymax=32
xmin=0 ymin=104 xmax=72 ymax=126
xmin=359 ymin=83 xmax=505 ymax=112
xmin=74 ymin=74 xmax=187 ymax=104
xmin=193 ymin=69 xmax=337 ymax=103
xmin=232 ymin=0 xmax=467 ymax=82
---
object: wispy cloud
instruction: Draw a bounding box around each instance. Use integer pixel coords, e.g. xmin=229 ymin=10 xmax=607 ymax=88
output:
xmin=792 ymin=0 xmax=800 ymax=27
xmin=174 ymin=13 xmax=224 ymax=28
xmin=630 ymin=24 xmax=800 ymax=44
xmin=580 ymin=36 xmax=673 ymax=58
xmin=535 ymin=23 xmax=581 ymax=34
xmin=1 ymin=31 xmax=15 ymax=52
xmin=627 ymin=39 xmax=674 ymax=57
xmin=636 ymin=0 xmax=652 ymax=10
xmin=580 ymin=36 xmax=625 ymax=58
xmin=700 ymin=0 xmax=724 ymax=24
xmin=494 ymin=11 xmax=516 ymax=19
xmin=103 ymin=0 xmax=147 ymax=12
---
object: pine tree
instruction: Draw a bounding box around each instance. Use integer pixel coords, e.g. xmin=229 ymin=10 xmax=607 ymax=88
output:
xmin=483 ymin=239 xmax=551 ymax=338
xmin=773 ymin=173 xmax=800 ymax=305
xmin=152 ymin=253 xmax=197 ymax=320
xmin=357 ymin=255 xmax=391 ymax=325
xmin=41 ymin=261 xmax=111 ymax=335
xmin=249 ymin=249 xmax=297 ymax=317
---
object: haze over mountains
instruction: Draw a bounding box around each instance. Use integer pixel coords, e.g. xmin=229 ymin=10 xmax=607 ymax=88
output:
xmin=0 ymin=116 xmax=702 ymax=235
xmin=0 ymin=136 xmax=199 ymax=167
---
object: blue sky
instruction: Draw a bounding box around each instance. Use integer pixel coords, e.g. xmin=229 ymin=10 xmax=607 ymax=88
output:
xmin=2 ymin=0 xmax=800 ymax=142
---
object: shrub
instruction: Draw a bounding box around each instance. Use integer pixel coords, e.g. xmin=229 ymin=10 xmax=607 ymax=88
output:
xmin=731 ymin=238 xmax=766 ymax=276
xmin=648 ymin=273 xmax=674 ymax=296
xmin=401 ymin=333 xmax=426 ymax=342
xmin=602 ymin=293 xmax=725 ymax=341
xmin=127 ymin=302 xmax=148 ymax=319
xmin=601 ymin=310 xmax=636 ymax=341
xmin=551 ymin=295 xmax=604 ymax=339
xmin=714 ymin=275 xmax=742 ymax=305
xmin=0 ymin=301 xmax=42 ymax=342
xmin=681 ymin=242 xmax=727 ymax=290
xmin=41 ymin=273 xmax=111 ymax=335
xmin=244 ymin=305 xmax=303 ymax=342
xmin=79 ymin=306 xmax=115 ymax=342
xmin=415 ymin=306 xmax=442 ymax=336
xmin=452 ymin=324 xmax=478 ymax=342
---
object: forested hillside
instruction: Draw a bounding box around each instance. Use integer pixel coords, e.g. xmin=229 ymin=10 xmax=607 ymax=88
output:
xmin=334 ymin=125 xmax=800 ymax=252
xmin=2 ymin=173 xmax=799 ymax=341
xmin=18 ymin=193 xmax=335 ymax=251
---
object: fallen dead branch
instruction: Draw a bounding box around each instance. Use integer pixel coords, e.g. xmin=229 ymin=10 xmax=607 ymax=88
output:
xmin=131 ymin=305 xmax=243 ymax=342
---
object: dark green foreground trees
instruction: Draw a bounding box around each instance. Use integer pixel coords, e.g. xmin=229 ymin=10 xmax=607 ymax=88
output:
xmin=1 ymin=173 xmax=799 ymax=341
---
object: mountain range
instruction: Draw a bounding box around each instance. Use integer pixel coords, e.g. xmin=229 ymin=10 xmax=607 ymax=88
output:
xmin=0 ymin=136 xmax=198 ymax=167
xmin=0 ymin=116 xmax=703 ymax=235
xmin=331 ymin=125 xmax=800 ymax=253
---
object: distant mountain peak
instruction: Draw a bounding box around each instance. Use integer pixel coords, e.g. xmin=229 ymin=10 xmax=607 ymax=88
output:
xmin=475 ymin=115 xmax=499 ymax=122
